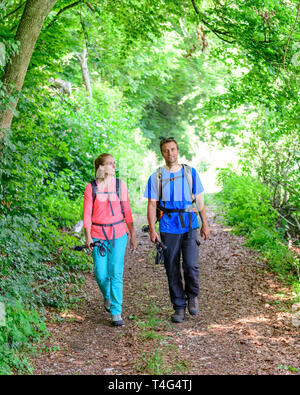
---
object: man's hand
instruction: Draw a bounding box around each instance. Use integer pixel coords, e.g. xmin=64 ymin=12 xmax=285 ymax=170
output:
xmin=150 ymin=229 xmax=160 ymax=243
xmin=200 ymin=224 xmax=210 ymax=240
xmin=147 ymin=199 xmax=160 ymax=243
xmin=196 ymin=197 xmax=210 ymax=241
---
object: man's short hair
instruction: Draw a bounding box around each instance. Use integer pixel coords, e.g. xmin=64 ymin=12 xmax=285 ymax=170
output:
xmin=160 ymin=137 xmax=179 ymax=152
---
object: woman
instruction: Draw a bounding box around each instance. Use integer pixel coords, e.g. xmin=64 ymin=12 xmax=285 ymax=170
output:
xmin=83 ymin=153 xmax=137 ymax=326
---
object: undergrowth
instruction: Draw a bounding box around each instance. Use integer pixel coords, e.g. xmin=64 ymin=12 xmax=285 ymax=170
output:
xmin=0 ymin=84 xmax=149 ymax=374
xmin=216 ymin=168 xmax=299 ymax=301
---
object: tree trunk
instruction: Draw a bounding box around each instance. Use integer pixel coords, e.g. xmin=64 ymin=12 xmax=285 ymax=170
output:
xmin=0 ymin=0 xmax=58 ymax=139
xmin=77 ymin=44 xmax=92 ymax=99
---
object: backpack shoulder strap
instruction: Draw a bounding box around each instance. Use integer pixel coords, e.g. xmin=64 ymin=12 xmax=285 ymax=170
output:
xmin=183 ymin=164 xmax=195 ymax=203
xmin=116 ymin=178 xmax=125 ymax=218
xmin=116 ymin=177 xmax=121 ymax=199
xmin=91 ymin=180 xmax=97 ymax=203
xmin=155 ymin=167 xmax=163 ymax=204
xmin=91 ymin=179 xmax=98 ymax=217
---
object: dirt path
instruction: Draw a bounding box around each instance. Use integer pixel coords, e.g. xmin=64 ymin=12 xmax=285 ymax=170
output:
xmin=31 ymin=212 xmax=299 ymax=375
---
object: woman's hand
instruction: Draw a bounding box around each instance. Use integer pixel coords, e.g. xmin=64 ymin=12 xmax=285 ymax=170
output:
xmin=130 ymin=235 xmax=138 ymax=251
xmin=126 ymin=223 xmax=137 ymax=251
xmin=84 ymin=228 xmax=93 ymax=251
xmin=85 ymin=236 xmax=94 ymax=251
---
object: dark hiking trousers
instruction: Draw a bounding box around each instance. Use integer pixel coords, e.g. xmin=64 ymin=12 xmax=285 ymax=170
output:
xmin=160 ymin=229 xmax=200 ymax=310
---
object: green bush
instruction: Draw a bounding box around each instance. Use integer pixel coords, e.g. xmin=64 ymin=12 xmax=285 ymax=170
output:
xmin=0 ymin=83 xmax=150 ymax=374
xmin=217 ymin=168 xmax=278 ymax=234
xmin=245 ymin=228 xmax=296 ymax=280
xmin=216 ymin=168 xmax=299 ymax=282
xmin=0 ymin=299 xmax=48 ymax=375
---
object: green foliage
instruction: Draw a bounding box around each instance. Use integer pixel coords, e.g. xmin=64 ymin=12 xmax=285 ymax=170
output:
xmin=217 ymin=168 xmax=299 ymax=281
xmin=277 ymin=364 xmax=299 ymax=374
xmin=119 ymin=28 xmax=234 ymax=159
xmin=1 ymin=0 xmax=299 ymax=375
xmin=0 ymin=204 xmax=90 ymax=373
xmin=134 ymin=304 xmax=188 ymax=374
xmin=136 ymin=345 xmax=189 ymax=375
xmin=0 ymin=78 xmax=150 ymax=373
xmin=239 ymin=120 xmax=300 ymax=238
xmin=136 ymin=304 xmax=167 ymax=334
xmin=136 ymin=347 xmax=168 ymax=375
xmin=0 ymin=299 xmax=47 ymax=375
xmin=217 ymin=168 xmax=278 ymax=233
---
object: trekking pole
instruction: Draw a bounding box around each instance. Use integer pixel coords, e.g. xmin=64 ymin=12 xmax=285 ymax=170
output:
xmin=154 ymin=239 xmax=167 ymax=265
xmin=73 ymin=240 xmax=111 ymax=257
xmin=141 ymin=224 xmax=167 ymax=264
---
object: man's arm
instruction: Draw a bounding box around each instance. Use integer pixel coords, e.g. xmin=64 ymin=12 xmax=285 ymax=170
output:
xmin=195 ymin=193 xmax=210 ymax=240
xmin=147 ymin=199 xmax=160 ymax=243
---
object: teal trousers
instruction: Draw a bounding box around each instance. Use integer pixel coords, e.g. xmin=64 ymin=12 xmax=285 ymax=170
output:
xmin=92 ymin=233 xmax=127 ymax=315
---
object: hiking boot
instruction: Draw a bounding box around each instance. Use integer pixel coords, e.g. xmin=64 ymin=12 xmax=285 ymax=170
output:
xmin=188 ymin=297 xmax=199 ymax=315
xmin=112 ymin=315 xmax=124 ymax=327
xmin=171 ymin=309 xmax=186 ymax=323
xmin=104 ymin=299 xmax=111 ymax=313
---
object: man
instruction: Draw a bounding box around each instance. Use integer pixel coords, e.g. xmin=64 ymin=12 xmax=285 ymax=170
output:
xmin=144 ymin=137 xmax=210 ymax=323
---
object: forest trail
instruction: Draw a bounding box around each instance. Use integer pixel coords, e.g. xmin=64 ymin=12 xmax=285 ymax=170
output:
xmin=31 ymin=211 xmax=299 ymax=375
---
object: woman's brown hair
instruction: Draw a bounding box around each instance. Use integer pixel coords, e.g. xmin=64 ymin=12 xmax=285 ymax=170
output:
xmin=94 ymin=153 xmax=113 ymax=177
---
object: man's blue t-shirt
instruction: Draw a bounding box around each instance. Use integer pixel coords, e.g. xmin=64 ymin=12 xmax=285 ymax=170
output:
xmin=144 ymin=165 xmax=204 ymax=234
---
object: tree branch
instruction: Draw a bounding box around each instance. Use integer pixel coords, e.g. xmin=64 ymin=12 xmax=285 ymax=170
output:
xmin=191 ymin=0 xmax=200 ymax=14
xmin=85 ymin=1 xmax=95 ymax=12
xmin=283 ymin=0 xmax=300 ymax=70
xmin=191 ymin=0 xmax=235 ymax=44
xmin=275 ymin=208 xmax=299 ymax=230
xmin=46 ymin=1 xmax=82 ymax=29
xmin=210 ymin=30 xmax=235 ymax=44
xmin=4 ymin=1 xmax=26 ymax=19
xmin=45 ymin=1 xmax=97 ymax=30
